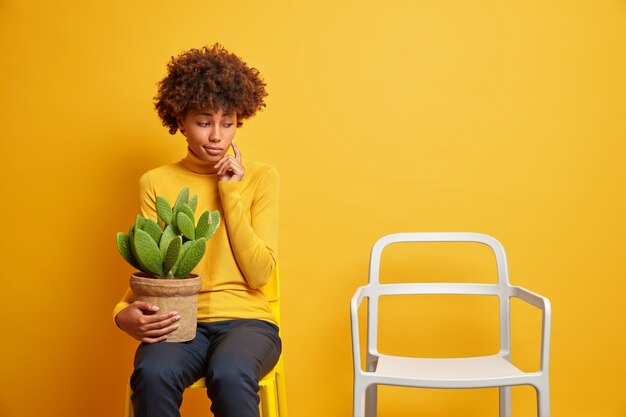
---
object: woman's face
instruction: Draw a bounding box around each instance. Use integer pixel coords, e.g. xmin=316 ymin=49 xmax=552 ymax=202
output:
xmin=178 ymin=108 xmax=237 ymax=162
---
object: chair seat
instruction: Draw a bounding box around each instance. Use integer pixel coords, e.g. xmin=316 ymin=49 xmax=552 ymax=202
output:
xmin=372 ymin=354 xmax=524 ymax=383
xmin=188 ymin=367 xmax=277 ymax=389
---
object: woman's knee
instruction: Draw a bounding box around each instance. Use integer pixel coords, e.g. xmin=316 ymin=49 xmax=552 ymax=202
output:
xmin=131 ymin=345 xmax=189 ymax=392
xmin=130 ymin=357 xmax=187 ymax=417
xmin=208 ymin=360 xmax=258 ymax=392
xmin=132 ymin=364 xmax=187 ymax=397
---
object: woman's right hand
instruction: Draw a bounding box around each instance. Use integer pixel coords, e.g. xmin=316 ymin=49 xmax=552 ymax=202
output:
xmin=115 ymin=301 xmax=180 ymax=343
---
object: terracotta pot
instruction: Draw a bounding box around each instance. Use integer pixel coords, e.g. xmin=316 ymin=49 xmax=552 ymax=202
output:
xmin=129 ymin=273 xmax=203 ymax=342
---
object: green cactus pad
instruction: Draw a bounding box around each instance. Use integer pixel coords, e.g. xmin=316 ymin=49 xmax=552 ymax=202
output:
xmin=116 ymin=232 xmax=140 ymax=270
xmin=206 ymin=211 xmax=221 ymax=239
xmin=170 ymin=211 xmax=178 ymax=229
xmin=162 ymin=236 xmax=182 ymax=276
xmin=172 ymin=240 xmax=194 ymax=276
xmin=195 ymin=211 xmax=210 ymax=239
xmin=156 ymin=196 xmax=173 ymax=225
xmin=180 ymin=203 xmax=195 ymax=225
xmin=174 ymin=238 xmax=207 ymax=278
xmin=128 ymin=225 xmax=136 ymax=254
xmin=173 ymin=187 xmax=189 ymax=214
xmin=142 ymin=218 xmax=163 ymax=244
xmin=159 ymin=225 xmax=176 ymax=260
xmin=131 ymin=228 xmax=163 ymax=277
xmin=188 ymin=195 xmax=198 ymax=214
xmin=177 ymin=212 xmax=195 ymax=240
xmin=134 ymin=215 xmax=145 ymax=231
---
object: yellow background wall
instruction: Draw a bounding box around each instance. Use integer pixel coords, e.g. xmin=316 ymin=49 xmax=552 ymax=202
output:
xmin=1 ymin=1 xmax=624 ymax=416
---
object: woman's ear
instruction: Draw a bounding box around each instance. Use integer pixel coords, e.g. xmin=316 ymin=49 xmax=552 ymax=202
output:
xmin=177 ymin=117 xmax=186 ymax=135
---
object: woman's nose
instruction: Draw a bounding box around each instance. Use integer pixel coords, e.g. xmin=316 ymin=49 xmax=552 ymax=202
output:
xmin=209 ymin=127 xmax=221 ymax=142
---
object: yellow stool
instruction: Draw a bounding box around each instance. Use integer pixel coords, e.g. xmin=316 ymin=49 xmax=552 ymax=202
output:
xmin=124 ymin=265 xmax=287 ymax=417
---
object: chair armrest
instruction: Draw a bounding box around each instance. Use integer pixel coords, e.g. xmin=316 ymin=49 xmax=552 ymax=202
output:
xmin=510 ymin=286 xmax=552 ymax=372
xmin=350 ymin=286 xmax=370 ymax=373
xmin=510 ymin=286 xmax=549 ymax=309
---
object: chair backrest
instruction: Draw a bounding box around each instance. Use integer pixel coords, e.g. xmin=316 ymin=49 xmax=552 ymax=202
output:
xmin=262 ymin=262 xmax=281 ymax=323
xmin=369 ymin=232 xmax=510 ymax=287
xmin=366 ymin=232 xmax=512 ymax=357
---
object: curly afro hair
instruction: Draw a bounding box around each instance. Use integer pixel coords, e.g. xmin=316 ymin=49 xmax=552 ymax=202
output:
xmin=154 ymin=44 xmax=268 ymax=134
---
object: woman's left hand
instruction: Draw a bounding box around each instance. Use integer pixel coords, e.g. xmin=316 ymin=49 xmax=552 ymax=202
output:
xmin=215 ymin=141 xmax=245 ymax=181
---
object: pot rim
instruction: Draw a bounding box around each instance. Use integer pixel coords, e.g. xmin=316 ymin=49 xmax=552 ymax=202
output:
xmin=131 ymin=272 xmax=200 ymax=280
xmin=129 ymin=273 xmax=202 ymax=295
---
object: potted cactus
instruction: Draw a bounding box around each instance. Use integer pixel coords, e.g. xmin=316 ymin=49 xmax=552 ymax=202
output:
xmin=116 ymin=187 xmax=220 ymax=342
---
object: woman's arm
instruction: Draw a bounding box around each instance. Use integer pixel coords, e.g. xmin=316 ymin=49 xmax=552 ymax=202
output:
xmin=218 ymin=166 xmax=279 ymax=289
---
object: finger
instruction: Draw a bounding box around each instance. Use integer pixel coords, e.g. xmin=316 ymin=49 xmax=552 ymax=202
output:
xmin=133 ymin=301 xmax=159 ymax=313
xmin=214 ymin=156 xmax=228 ymax=169
xmin=141 ymin=311 xmax=178 ymax=324
xmin=232 ymin=141 xmax=241 ymax=162
xmin=217 ymin=159 xmax=235 ymax=176
xmin=141 ymin=314 xmax=181 ymax=331
xmin=215 ymin=156 xmax=230 ymax=172
xmin=143 ymin=322 xmax=179 ymax=338
xmin=214 ymin=155 xmax=235 ymax=170
xmin=217 ymin=158 xmax=242 ymax=175
xmin=218 ymin=165 xmax=243 ymax=178
xmin=140 ymin=334 xmax=168 ymax=344
xmin=216 ymin=159 xmax=235 ymax=176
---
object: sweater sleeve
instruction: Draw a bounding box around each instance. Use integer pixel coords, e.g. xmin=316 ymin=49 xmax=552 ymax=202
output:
xmin=218 ymin=166 xmax=279 ymax=289
xmin=112 ymin=172 xmax=157 ymax=322
xmin=139 ymin=171 xmax=158 ymax=220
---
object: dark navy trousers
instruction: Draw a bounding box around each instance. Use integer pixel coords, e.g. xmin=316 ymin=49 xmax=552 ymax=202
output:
xmin=130 ymin=319 xmax=281 ymax=417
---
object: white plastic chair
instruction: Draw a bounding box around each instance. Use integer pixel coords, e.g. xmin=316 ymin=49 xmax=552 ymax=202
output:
xmin=351 ymin=233 xmax=551 ymax=417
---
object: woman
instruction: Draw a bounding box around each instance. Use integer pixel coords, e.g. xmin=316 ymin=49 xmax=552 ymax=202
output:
xmin=113 ymin=44 xmax=281 ymax=417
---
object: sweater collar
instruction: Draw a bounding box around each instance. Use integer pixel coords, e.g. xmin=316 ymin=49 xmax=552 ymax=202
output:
xmin=181 ymin=148 xmax=218 ymax=175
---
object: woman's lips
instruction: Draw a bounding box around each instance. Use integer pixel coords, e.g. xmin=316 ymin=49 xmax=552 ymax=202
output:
xmin=204 ymin=147 xmax=222 ymax=156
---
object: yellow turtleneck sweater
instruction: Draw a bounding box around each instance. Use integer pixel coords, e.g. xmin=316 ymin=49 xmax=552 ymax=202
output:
xmin=113 ymin=150 xmax=279 ymax=324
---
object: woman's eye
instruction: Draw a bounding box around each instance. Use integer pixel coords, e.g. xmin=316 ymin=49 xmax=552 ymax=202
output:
xmin=198 ymin=122 xmax=210 ymax=127
xmin=224 ymin=123 xmax=233 ymax=128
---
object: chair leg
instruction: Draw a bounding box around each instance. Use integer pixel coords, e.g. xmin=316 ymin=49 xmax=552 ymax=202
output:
xmin=125 ymin=381 xmax=134 ymax=417
xmin=536 ymin=383 xmax=550 ymax=417
xmin=275 ymin=368 xmax=288 ymax=417
xmin=499 ymin=386 xmax=511 ymax=417
xmin=260 ymin=378 xmax=278 ymax=417
xmin=353 ymin=381 xmax=366 ymax=417
xmin=364 ymin=384 xmax=377 ymax=417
